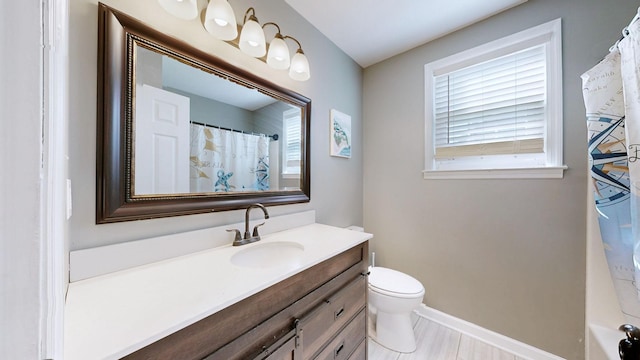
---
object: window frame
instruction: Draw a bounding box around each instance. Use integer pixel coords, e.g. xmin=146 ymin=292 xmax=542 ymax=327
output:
xmin=423 ymin=18 xmax=566 ymax=180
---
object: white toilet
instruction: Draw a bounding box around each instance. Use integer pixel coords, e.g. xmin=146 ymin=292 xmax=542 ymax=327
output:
xmin=368 ymin=266 xmax=425 ymax=353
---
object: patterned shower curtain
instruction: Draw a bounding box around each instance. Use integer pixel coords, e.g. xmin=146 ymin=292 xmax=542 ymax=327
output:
xmin=581 ymin=18 xmax=640 ymax=323
xmin=189 ymin=124 xmax=270 ymax=193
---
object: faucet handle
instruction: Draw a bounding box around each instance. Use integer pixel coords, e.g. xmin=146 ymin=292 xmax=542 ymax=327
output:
xmin=620 ymin=324 xmax=640 ymax=359
xmin=226 ymin=229 xmax=242 ymax=242
xmin=252 ymin=222 xmax=265 ymax=238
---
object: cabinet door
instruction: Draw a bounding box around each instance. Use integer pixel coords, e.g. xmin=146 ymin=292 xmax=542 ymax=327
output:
xmin=257 ymin=335 xmax=297 ymax=360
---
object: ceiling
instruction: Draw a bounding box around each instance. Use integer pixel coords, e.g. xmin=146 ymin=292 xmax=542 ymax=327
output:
xmin=155 ymin=0 xmax=530 ymax=110
xmin=162 ymin=54 xmax=277 ymax=111
xmin=284 ymin=0 xmax=528 ymax=68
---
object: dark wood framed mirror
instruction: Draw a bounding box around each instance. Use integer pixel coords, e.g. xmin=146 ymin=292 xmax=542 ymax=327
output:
xmin=97 ymin=3 xmax=311 ymax=223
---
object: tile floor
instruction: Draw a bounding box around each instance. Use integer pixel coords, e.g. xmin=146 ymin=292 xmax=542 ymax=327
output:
xmin=368 ymin=313 xmax=527 ymax=360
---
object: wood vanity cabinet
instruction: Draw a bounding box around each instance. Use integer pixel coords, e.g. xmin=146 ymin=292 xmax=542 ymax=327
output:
xmin=122 ymin=241 xmax=369 ymax=360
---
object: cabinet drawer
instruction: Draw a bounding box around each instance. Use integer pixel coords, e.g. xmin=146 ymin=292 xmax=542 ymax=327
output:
xmin=313 ymin=309 xmax=366 ymax=360
xmin=300 ymin=275 xmax=366 ymax=359
xmin=347 ymin=339 xmax=366 ymax=360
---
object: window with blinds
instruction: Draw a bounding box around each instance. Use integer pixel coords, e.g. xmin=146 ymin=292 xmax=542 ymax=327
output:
xmin=282 ymin=108 xmax=301 ymax=175
xmin=434 ymin=45 xmax=546 ymax=158
xmin=424 ymin=19 xmax=564 ymax=179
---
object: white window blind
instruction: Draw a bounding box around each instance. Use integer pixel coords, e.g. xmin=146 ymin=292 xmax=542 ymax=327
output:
xmin=283 ymin=109 xmax=301 ymax=174
xmin=434 ymin=45 xmax=546 ymax=158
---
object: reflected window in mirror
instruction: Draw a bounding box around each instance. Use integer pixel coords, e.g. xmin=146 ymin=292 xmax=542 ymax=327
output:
xmin=282 ymin=108 xmax=302 ymax=180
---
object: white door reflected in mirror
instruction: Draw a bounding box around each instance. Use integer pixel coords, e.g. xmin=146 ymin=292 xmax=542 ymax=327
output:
xmin=134 ymin=84 xmax=190 ymax=195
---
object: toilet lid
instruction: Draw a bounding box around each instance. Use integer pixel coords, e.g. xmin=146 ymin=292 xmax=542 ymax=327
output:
xmin=368 ymin=267 xmax=424 ymax=295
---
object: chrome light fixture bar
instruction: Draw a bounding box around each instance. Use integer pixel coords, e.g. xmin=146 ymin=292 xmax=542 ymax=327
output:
xmin=158 ymin=0 xmax=311 ymax=81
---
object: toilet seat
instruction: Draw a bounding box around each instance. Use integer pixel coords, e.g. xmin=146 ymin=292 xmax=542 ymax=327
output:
xmin=368 ymin=267 xmax=424 ymax=298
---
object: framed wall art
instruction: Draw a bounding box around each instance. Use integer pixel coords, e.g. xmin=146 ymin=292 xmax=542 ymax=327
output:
xmin=330 ymin=109 xmax=352 ymax=158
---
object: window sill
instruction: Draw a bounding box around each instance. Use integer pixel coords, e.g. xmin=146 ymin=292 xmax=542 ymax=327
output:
xmin=422 ymin=165 xmax=568 ymax=180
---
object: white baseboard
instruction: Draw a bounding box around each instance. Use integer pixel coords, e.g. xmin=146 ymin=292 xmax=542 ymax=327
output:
xmin=415 ymin=305 xmax=565 ymax=360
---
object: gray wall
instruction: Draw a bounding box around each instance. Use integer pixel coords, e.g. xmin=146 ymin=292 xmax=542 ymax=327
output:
xmin=363 ymin=0 xmax=638 ymax=358
xmin=68 ymin=0 xmax=363 ymax=250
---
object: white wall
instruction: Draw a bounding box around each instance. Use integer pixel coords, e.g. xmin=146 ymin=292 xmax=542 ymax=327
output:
xmin=585 ymin=186 xmax=626 ymax=359
xmin=68 ymin=0 xmax=363 ymax=251
xmin=362 ymin=0 xmax=638 ymax=358
xmin=0 ymin=1 xmax=44 ymax=358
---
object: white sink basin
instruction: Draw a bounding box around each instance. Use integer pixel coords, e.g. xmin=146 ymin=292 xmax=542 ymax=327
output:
xmin=230 ymin=241 xmax=305 ymax=268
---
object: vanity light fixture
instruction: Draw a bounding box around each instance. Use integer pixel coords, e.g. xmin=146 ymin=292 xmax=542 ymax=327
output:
xmin=158 ymin=1 xmax=311 ymax=81
xmin=203 ymin=0 xmax=237 ymax=41
xmin=238 ymin=8 xmax=267 ymax=58
xmin=157 ymin=0 xmax=198 ymax=20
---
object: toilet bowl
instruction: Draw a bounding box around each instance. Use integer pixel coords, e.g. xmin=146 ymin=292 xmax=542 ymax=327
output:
xmin=368 ymin=266 xmax=425 ymax=353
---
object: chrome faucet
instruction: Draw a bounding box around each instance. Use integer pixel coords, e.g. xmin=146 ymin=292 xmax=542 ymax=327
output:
xmin=227 ymin=203 xmax=270 ymax=246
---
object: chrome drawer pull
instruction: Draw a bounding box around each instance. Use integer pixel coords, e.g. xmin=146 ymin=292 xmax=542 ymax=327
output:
xmin=334 ymin=341 xmax=345 ymax=359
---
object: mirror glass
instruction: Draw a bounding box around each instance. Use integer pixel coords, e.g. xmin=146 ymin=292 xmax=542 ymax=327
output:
xmin=133 ymin=44 xmax=302 ymax=196
xmin=96 ymin=4 xmax=310 ymax=223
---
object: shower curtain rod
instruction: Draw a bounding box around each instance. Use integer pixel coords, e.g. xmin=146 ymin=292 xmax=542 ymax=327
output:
xmin=190 ymin=120 xmax=279 ymax=141
xmin=610 ymin=7 xmax=640 ymax=52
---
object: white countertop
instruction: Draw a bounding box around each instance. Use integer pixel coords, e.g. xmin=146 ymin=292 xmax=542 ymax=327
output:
xmin=64 ymin=223 xmax=372 ymax=360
